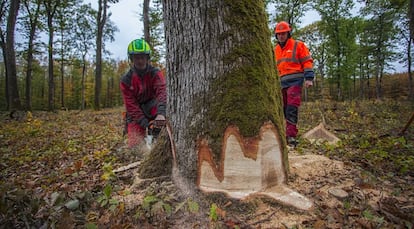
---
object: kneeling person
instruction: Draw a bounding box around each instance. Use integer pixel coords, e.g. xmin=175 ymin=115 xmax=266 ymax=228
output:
xmin=120 ymin=39 xmax=167 ymax=147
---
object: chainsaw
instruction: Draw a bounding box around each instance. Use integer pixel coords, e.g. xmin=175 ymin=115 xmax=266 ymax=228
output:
xmin=144 ymin=119 xmax=177 ymax=167
xmin=145 ymin=119 xmax=166 ymax=147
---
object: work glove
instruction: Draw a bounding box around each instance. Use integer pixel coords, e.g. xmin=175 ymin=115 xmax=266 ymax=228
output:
xmin=148 ymin=114 xmax=167 ymax=137
xmin=138 ymin=117 xmax=149 ymax=128
xmin=154 ymin=114 xmax=166 ymax=126
xmin=148 ymin=120 xmax=165 ymax=137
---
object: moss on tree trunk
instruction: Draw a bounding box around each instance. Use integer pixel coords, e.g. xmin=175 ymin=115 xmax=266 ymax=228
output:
xmin=162 ymin=0 xmax=287 ymax=181
xmin=138 ymin=130 xmax=173 ymax=179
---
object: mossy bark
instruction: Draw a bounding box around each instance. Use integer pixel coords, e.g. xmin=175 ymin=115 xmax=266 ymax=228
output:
xmin=162 ymin=0 xmax=287 ymax=182
xmin=138 ymin=129 xmax=172 ymax=179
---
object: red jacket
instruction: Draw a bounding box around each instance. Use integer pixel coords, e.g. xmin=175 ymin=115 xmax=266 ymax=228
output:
xmin=120 ymin=65 xmax=167 ymax=127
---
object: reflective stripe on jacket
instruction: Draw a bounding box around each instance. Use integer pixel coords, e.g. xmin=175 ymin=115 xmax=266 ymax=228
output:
xmin=274 ymin=38 xmax=314 ymax=84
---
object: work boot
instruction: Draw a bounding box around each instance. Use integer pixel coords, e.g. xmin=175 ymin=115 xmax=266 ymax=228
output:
xmin=287 ymin=137 xmax=298 ymax=147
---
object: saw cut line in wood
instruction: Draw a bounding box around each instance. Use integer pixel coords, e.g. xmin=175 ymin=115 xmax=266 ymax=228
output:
xmin=197 ymin=122 xmax=313 ymax=211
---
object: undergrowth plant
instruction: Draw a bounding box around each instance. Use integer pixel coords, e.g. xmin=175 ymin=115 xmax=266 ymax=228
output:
xmin=134 ymin=181 xmax=200 ymax=224
xmin=97 ymin=184 xmax=119 ymax=212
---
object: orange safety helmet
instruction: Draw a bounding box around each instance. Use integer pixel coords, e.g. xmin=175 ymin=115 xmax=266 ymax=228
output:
xmin=274 ymin=21 xmax=291 ymax=34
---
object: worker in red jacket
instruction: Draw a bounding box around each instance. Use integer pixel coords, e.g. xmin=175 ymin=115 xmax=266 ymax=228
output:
xmin=274 ymin=21 xmax=314 ymax=147
xmin=120 ymin=39 xmax=167 ymax=148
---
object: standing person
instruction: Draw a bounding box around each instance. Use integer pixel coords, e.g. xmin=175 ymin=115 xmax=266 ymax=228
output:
xmin=120 ymin=38 xmax=167 ymax=148
xmin=274 ymin=21 xmax=314 ymax=147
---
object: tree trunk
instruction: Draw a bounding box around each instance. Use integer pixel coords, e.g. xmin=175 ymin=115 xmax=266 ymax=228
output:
xmin=47 ymin=16 xmax=54 ymax=111
xmin=143 ymin=0 xmax=150 ymax=44
xmin=23 ymin=0 xmax=41 ymax=111
xmin=6 ymin=0 xmax=21 ymax=111
xmin=159 ymin=0 xmax=312 ymax=210
xmin=410 ymin=0 xmax=414 ymax=45
xmin=0 ymin=30 xmax=10 ymax=110
xmin=81 ymin=56 xmax=86 ymax=110
xmin=44 ymin=0 xmax=60 ymax=111
xmin=408 ymin=36 xmax=413 ymax=101
xmin=95 ymin=0 xmax=107 ymax=111
xmin=60 ymin=53 xmax=65 ymax=109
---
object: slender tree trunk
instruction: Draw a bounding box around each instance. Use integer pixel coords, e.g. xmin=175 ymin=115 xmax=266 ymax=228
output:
xmin=44 ymin=0 xmax=60 ymax=111
xmin=410 ymin=0 xmax=414 ymax=45
xmin=162 ymin=0 xmax=286 ymax=182
xmin=23 ymin=0 xmax=41 ymax=111
xmin=375 ymin=67 xmax=381 ymax=100
xmin=26 ymin=28 xmax=35 ymax=111
xmin=408 ymin=36 xmax=413 ymax=100
xmin=6 ymin=0 xmax=21 ymax=111
xmin=60 ymin=62 xmax=64 ymax=108
xmin=26 ymin=48 xmax=33 ymax=110
xmin=95 ymin=0 xmax=108 ymax=111
xmin=359 ymin=58 xmax=363 ymax=99
xmin=367 ymin=72 xmax=371 ymax=99
xmin=0 ymin=32 xmax=9 ymax=110
xmin=143 ymin=0 xmax=150 ymax=44
xmin=47 ymin=16 xmax=54 ymax=111
xmin=59 ymin=30 xmax=65 ymax=109
xmin=81 ymin=57 xmax=86 ymax=110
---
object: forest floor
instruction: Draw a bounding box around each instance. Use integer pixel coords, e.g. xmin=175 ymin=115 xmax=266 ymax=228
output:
xmin=0 ymin=99 xmax=413 ymax=228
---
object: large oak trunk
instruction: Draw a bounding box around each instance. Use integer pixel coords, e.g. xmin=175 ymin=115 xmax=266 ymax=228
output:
xmin=163 ymin=0 xmax=286 ymax=180
xmin=159 ymin=0 xmax=312 ymax=210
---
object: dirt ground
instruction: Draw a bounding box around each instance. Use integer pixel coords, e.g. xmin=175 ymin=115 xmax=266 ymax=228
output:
xmin=112 ymin=145 xmax=414 ymax=229
xmin=1 ymin=102 xmax=413 ymax=228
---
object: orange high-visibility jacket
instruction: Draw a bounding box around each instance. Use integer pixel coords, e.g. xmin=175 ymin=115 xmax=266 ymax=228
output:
xmin=274 ymin=38 xmax=313 ymax=81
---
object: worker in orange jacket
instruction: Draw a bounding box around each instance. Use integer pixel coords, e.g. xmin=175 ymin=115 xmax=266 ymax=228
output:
xmin=274 ymin=21 xmax=314 ymax=146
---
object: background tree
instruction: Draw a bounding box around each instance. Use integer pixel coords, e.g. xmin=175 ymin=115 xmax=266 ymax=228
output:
xmin=74 ymin=3 xmax=96 ymax=110
xmin=143 ymin=0 xmax=150 ymax=43
xmin=140 ymin=0 xmax=164 ymax=64
xmin=0 ymin=0 xmax=10 ymax=110
xmin=394 ymin=0 xmax=413 ymax=100
xmin=162 ymin=0 xmax=285 ymax=182
xmin=43 ymin=0 xmax=60 ymax=111
xmin=5 ymin=0 xmax=21 ymax=111
xmin=297 ymin=22 xmax=328 ymax=99
xmin=360 ymin=0 xmax=399 ymax=100
xmin=55 ymin=0 xmax=77 ymax=109
xmin=19 ymin=0 xmax=43 ymax=111
xmin=94 ymin=0 xmax=118 ymax=111
xmin=146 ymin=0 xmax=163 ymax=64
xmin=411 ymin=0 xmax=414 ymax=43
xmin=357 ymin=18 xmax=375 ymax=99
xmin=267 ymin=0 xmax=311 ymax=30
xmin=314 ymin=0 xmax=355 ymax=100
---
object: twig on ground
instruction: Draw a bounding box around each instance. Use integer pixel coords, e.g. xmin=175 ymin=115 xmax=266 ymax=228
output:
xmin=113 ymin=161 xmax=141 ymax=173
xmin=250 ymin=211 xmax=276 ymax=226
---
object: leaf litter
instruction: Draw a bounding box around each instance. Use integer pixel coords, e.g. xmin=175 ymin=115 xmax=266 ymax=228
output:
xmin=0 ymin=100 xmax=413 ymax=228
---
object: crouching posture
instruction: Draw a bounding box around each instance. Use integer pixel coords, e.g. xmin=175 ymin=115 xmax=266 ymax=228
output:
xmin=120 ymin=39 xmax=167 ymax=147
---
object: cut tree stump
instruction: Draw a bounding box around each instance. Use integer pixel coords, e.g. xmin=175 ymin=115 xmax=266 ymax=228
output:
xmin=197 ymin=122 xmax=313 ymax=211
xmin=302 ymin=122 xmax=340 ymax=145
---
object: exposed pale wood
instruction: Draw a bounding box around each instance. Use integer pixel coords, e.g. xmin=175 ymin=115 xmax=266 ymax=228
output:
xmin=302 ymin=123 xmax=340 ymax=145
xmin=289 ymin=154 xmax=344 ymax=179
xmin=197 ymin=122 xmax=313 ymax=211
xmin=113 ymin=161 xmax=141 ymax=173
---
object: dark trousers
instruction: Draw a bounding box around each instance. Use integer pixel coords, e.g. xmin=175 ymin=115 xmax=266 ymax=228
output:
xmin=282 ymin=85 xmax=302 ymax=138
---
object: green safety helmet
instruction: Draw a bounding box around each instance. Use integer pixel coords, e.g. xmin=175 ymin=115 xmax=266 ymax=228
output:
xmin=127 ymin=39 xmax=151 ymax=56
